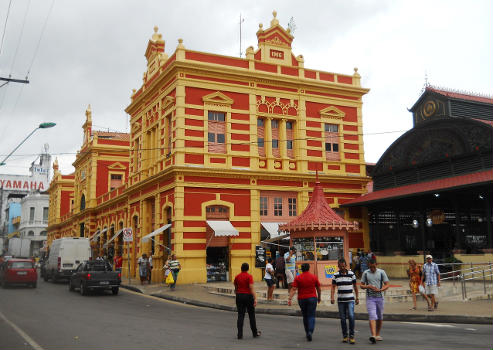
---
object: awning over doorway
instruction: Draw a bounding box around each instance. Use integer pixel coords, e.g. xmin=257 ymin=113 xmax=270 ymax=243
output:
xmin=103 ymin=228 xmax=124 ymax=248
xmin=206 ymin=220 xmax=239 ymax=237
xmin=90 ymin=227 xmax=108 ymax=242
xmin=261 ymin=222 xmax=287 ymax=239
xmin=142 ymin=224 xmax=172 ymax=243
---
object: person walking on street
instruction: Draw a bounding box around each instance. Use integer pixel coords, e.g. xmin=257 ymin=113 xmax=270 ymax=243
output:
xmin=148 ymin=253 xmax=153 ymax=283
xmin=331 ymin=258 xmax=359 ymax=344
xmin=422 ymin=254 xmax=440 ymax=311
xmin=360 ymin=252 xmax=369 ymax=275
xmin=407 ymin=259 xmax=430 ymax=310
xmin=164 ymin=253 xmax=181 ymax=289
xmin=360 ymin=258 xmax=390 ymax=344
xmin=234 ymin=262 xmax=261 ymax=339
xmin=137 ymin=253 xmax=149 ymax=285
xmin=274 ymin=251 xmax=287 ymax=289
xmin=113 ymin=254 xmax=123 ymax=272
xmin=288 ymin=263 xmax=322 ymax=342
xmin=264 ymin=257 xmax=275 ymax=301
xmin=284 ymin=246 xmax=297 ymax=293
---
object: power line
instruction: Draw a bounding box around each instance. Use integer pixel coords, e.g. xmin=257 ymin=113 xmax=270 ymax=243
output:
xmin=0 ymin=0 xmax=13 ymax=56
xmin=26 ymin=0 xmax=55 ymax=78
xmin=9 ymin=0 xmax=31 ymax=74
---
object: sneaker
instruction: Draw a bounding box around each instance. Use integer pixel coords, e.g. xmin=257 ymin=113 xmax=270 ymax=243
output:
xmin=342 ymin=337 xmax=348 ymax=343
xmin=306 ymin=332 xmax=312 ymax=341
xmin=369 ymin=336 xmax=376 ymax=344
xmin=349 ymin=337 xmax=356 ymax=344
xmin=375 ymin=336 xmax=383 ymax=341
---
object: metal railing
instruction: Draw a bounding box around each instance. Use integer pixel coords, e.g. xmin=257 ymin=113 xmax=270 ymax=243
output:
xmin=439 ymin=262 xmax=493 ymax=300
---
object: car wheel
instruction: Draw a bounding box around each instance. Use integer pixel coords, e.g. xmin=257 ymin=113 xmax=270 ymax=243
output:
xmin=80 ymin=282 xmax=87 ymax=296
xmin=69 ymin=281 xmax=74 ymax=291
xmin=112 ymin=287 xmax=119 ymax=295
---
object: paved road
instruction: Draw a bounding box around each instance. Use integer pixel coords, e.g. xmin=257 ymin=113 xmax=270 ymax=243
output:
xmin=0 ymin=278 xmax=491 ymax=350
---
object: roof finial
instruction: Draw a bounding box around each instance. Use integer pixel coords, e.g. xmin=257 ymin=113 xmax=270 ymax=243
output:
xmin=270 ymin=10 xmax=279 ymax=27
xmin=151 ymin=26 xmax=163 ymax=42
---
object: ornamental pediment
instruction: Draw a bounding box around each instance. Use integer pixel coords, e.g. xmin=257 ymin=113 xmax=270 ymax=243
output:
xmin=108 ymin=162 xmax=127 ymax=170
xmin=202 ymin=91 xmax=234 ymax=106
xmin=320 ymin=106 xmax=345 ymax=119
xmin=161 ymin=96 xmax=175 ymax=112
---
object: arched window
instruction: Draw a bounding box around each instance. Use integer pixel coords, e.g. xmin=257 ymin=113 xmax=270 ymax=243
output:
xmin=80 ymin=194 xmax=86 ymax=210
xmin=28 ymin=230 xmax=34 ymax=236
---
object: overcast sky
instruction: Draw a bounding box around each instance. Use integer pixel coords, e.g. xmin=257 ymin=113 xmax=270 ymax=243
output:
xmin=0 ymin=0 xmax=492 ymax=176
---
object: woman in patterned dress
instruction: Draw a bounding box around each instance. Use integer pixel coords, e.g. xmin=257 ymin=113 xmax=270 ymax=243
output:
xmin=407 ymin=259 xmax=430 ymax=310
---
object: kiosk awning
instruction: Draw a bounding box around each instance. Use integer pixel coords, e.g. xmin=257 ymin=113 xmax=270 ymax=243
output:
xmin=90 ymin=227 xmax=107 ymax=242
xmin=261 ymin=222 xmax=287 ymax=239
xmin=142 ymin=224 xmax=172 ymax=243
xmin=206 ymin=220 xmax=239 ymax=237
xmin=103 ymin=228 xmax=124 ymax=248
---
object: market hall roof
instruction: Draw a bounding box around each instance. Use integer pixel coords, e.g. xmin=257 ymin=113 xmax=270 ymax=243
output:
xmin=344 ymin=169 xmax=493 ymax=207
xmin=279 ymin=180 xmax=358 ymax=232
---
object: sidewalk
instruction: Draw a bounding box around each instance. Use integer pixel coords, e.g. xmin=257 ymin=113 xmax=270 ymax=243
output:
xmin=121 ymin=278 xmax=493 ymax=325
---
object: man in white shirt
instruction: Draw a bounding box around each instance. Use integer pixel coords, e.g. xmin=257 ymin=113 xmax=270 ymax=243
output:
xmin=264 ymin=258 xmax=275 ymax=301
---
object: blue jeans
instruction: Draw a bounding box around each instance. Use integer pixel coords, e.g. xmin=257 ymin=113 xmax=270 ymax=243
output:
xmin=170 ymin=270 xmax=179 ymax=289
xmin=298 ymin=297 xmax=318 ymax=336
xmin=337 ymin=301 xmax=355 ymax=337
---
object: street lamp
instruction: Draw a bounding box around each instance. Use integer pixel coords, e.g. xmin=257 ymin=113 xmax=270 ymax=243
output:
xmin=0 ymin=122 xmax=56 ymax=166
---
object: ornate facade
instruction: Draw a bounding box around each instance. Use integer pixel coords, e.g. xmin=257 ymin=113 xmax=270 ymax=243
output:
xmin=48 ymin=12 xmax=370 ymax=283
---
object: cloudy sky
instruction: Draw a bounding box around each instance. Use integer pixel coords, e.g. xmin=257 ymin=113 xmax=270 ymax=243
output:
xmin=0 ymin=0 xmax=492 ymax=176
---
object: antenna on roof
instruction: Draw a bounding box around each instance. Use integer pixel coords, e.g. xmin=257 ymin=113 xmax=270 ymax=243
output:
xmin=287 ymin=17 xmax=296 ymax=35
xmin=239 ymin=14 xmax=245 ymax=58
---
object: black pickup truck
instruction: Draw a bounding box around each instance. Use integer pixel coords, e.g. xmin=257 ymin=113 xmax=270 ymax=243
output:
xmin=69 ymin=260 xmax=121 ymax=295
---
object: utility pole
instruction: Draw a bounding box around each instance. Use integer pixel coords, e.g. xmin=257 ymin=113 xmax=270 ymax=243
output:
xmin=0 ymin=76 xmax=29 ymax=88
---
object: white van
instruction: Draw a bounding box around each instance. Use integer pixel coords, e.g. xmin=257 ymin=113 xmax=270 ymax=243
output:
xmin=44 ymin=237 xmax=91 ymax=282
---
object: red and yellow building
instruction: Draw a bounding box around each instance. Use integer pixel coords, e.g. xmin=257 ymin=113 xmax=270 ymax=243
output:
xmin=47 ymin=12 xmax=370 ymax=283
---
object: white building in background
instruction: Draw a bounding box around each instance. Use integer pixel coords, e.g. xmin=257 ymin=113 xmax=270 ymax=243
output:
xmin=0 ymin=147 xmax=51 ymax=256
xmin=19 ymin=191 xmax=49 ymax=257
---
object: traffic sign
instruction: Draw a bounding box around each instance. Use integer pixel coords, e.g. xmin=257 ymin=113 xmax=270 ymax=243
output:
xmin=123 ymin=228 xmax=133 ymax=242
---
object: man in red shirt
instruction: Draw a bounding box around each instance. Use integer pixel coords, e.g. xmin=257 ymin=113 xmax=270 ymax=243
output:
xmin=113 ymin=254 xmax=123 ymax=272
xmin=288 ymin=263 xmax=321 ymax=341
xmin=233 ymin=262 xmax=261 ymax=339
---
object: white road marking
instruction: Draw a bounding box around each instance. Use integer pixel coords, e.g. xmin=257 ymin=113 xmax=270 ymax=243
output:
xmin=465 ymin=328 xmax=477 ymax=331
xmin=401 ymin=322 xmax=456 ymax=328
xmin=0 ymin=310 xmax=44 ymax=350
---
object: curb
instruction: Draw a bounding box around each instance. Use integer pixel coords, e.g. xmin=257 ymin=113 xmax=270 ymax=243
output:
xmin=121 ymin=285 xmax=492 ymax=325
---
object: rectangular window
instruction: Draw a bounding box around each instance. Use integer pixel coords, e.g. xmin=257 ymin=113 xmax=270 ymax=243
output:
xmin=325 ymin=124 xmax=339 ymax=132
xmin=274 ymin=197 xmax=283 ymax=216
xmin=29 ymin=207 xmax=35 ymax=222
xmin=260 ymin=197 xmax=268 ymax=216
xmin=272 ymin=140 xmax=279 ymax=149
xmin=257 ymin=118 xmax=264 ymax=127
xmin=208 ymin=111 xmax=225 ymax=121
xmin=110 ymin=173 xmax=123 ymax=191
xmin=271 ymin=120 xmax=279 ymax=128
xmin=217 ymin=134 xmax=225 ymax=144
xmin=325 ymin=143 xmax=331 ymax=152
xmin=43 ymin=207 xmax=49 ymax=221
xmin=288 ymin=198 xmax=297 ymax=216
xmin=286 ymin=140 xmax=293 ymax=150
xmin=258 ymin=138 xmax=264 ymax=148
xmin=286 ymin=121 xmax=293 ymax=130
xmin=333 ymin=143 xmax=339 ymax=152
xmin=208 ymin=133 xmax=215 ymax=142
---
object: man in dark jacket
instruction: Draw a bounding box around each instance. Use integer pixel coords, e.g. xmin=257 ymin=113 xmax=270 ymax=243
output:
xmin=274 ymin=251 xmax=287 ymax=289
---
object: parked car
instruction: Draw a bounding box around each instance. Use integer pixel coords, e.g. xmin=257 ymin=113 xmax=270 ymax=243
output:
xmin=69 ymin=260 xmax=121 ymax=295
xmin=45 ymin=237 xmax=91 ymax=282
xmin=0 ymin=258 xmax=38 ymax=288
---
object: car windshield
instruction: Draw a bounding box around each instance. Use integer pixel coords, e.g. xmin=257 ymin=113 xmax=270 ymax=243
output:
xmin=10 ymin=262 xmax=33 ymax=269
xmin=85 ymin=262 xmax=112 ymax=271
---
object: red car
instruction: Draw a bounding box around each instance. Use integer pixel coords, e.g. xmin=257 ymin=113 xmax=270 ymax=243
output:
xmin=0 ymin=258 xmax=38 ymax=288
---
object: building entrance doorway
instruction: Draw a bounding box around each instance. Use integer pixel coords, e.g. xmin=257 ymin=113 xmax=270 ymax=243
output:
xmin=206 ymin=247 xmax=229 ymax=282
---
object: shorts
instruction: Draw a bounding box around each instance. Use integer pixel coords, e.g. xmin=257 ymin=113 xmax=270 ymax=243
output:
xmin=366 ymin=297 xmax=384 ymax=320
xmin=265 ymin=278 xmax=274 ymax=287
xmin=285 ymin=269 xmax=295 ymax=284
xmin=425 ymin=285 xmax=438 ymax=295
